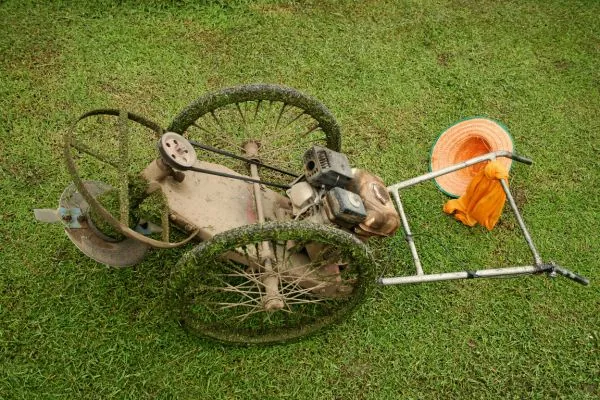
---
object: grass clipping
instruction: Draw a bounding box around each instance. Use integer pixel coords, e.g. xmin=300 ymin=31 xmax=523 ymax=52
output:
xmin=88 ymin=175 xmax=168 ymax=241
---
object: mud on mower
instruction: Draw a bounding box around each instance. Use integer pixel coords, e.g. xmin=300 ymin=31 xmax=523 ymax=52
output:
xmin=35 ymin=84 xmax=588 ymax=345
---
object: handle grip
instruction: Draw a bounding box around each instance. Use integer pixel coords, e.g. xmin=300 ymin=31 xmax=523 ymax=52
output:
xmin=512 ymin=154 xmax=533 ymax=165
xmin=552 ymin=266 xmax=590 ymax=286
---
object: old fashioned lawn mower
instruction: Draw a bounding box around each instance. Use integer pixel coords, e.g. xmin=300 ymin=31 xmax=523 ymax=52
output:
xmin=35 ymin=84 xmax=589 ymax=345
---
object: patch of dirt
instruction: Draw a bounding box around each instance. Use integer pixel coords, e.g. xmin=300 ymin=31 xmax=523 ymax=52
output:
xmin=553 ymin=59 xmax=571 ymax=71
xmin=206 ymin=75 xmax=225 ymax=90
xmin=1 ymin=22 xmax=61 ymax=76
xmin=437 ymin=52 xmax=451 ymax=67
xmin=181 ymin=26 xmax=228 ymax=48
xmin=509 ymin=183 xmax=529 ymax=207
xmin=249 ymin=3 xmax=298 ymax=16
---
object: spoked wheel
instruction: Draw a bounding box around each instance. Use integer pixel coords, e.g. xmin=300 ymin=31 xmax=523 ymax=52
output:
xmin=167 ymin=84 xmax=342 ymax=184
xmin=168 ymin=221 xmax=376 ymax=345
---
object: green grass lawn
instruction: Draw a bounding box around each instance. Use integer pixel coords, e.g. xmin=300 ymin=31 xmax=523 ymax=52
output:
xmin=1 ymin=0 xmax=599 ymax=398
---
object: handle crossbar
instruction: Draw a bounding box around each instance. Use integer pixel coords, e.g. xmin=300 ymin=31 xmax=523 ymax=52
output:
xmin=387 ymin=151 xmax=532 ymax=192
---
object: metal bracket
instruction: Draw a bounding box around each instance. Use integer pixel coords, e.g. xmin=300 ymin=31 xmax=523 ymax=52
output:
xmin=34 ymin=207 xmax=82 ymax=228
xmin=58 ymin=207 xmax=82 ymax=228
xmin=134 ymin=220 xmax=163 ymax=236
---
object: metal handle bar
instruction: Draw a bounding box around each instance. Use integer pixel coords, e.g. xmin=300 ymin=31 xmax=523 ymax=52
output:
xmin=388 ymin=151 xmax=532 ymax=192
xmin=383 ymin=150 xmax=590 ymax=287
xmin=379 ymin=264 xmax=590 ymax=286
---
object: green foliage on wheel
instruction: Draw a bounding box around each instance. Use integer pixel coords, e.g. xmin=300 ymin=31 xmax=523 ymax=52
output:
xmin=168 ymin=221 xmax=376 ymax=345
xmin=167 ymin=84 xmax=342 ymax=182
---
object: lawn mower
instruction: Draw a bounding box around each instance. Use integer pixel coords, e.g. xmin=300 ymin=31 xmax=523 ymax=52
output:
xmin=34 ymin=84 xmax=588 ymax=344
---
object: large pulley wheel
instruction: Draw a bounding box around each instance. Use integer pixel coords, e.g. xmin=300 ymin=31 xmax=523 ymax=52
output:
xmin=167 ymin=84 xmax=342 ymax=185
xmin=64 ymin=109 xmax=197 ymax=249
xmin=158 ymin=131 xmax=198 ymax=169
xmin=168 ymin=221 xmax=376 ymax=345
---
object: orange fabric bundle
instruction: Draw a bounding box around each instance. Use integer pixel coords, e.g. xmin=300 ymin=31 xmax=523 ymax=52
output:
xmin=443 ymin=160 xmax=509 ymax=230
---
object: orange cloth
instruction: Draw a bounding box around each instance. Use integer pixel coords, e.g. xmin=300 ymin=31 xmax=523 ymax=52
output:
xmin=443 ymin=160 xmax=508 ymax=230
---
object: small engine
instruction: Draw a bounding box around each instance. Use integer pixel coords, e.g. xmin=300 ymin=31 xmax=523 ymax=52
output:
xmin=303 ymin=146 xmax=353 ymax=188
xmin=286 ymin=146 xmax=400 ymax=238
xmin=322 ymin=187 xmax=367 ymax=227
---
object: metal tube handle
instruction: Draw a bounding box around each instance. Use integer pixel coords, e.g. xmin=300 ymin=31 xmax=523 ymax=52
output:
xmin=388 ymin=151 xmax=533 ymax=192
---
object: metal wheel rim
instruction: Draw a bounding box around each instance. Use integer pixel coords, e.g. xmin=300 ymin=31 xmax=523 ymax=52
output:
xmin=168 ymin=84 xmax=342 ymax=184
xmin=169 ymin=221 xmax=376 ymax=345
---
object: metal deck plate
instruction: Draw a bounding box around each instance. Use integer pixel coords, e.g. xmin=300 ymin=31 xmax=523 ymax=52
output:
xmin=158 ymin=161 xmax=288 ymax=240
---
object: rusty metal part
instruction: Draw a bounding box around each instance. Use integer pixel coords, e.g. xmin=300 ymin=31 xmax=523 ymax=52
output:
xmin=145 ymin=159 xmax=290 ymax=241
xmin=60 ymin=182 xmax=149 ymax=267
xmin=348 ymin=169 xmax=400 ymax=237
xmin=158 ymin=132 xmax=198 ymax=169
xmin=245 ymin=141 xmax=284 ymax=311
xmin=142 ymin=158 xmax=173 ymax=185
xmin=282 ymin=241 xmax=353 ymax=297
xmin=64 ymin=109 xmax=199 ymax=249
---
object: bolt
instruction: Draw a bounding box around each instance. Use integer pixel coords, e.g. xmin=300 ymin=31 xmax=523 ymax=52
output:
xmin=172 ymin=171 xmax=185 ymax=182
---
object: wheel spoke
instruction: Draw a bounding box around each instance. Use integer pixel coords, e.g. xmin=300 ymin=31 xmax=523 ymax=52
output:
xmin=274 ymin=103 xmax=287 ymax=130
xmin=299 ymin=123 xmax=320 ymax=138
xmin=279 ymin=108 xmax=306 ymax=129
xmin=217 ymin=275 xmax=263 ymax=301
xmin=253 ymin=100 xmax=262 ymax=122
xmin=210 ymin=298 xmax=261 ymax=310
xmin=70 ymin=140 xmax=120 ymax=168
xmin=235 ymin=306 xmax=267 ymax=322
xmin=285 ymin=298 xmax=329 ymax=306
xmin=258 ymin=100 xmax=274 ymax=137
xmin=191 ymin=120 xmax=245 ymax=154
xmin=190 ymin=121 xmax=216 ymax=136
xmin=235 ymin=102 xmax=247 ymax=126
xmin=210 ymin=111 xmax=227 ymax=134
